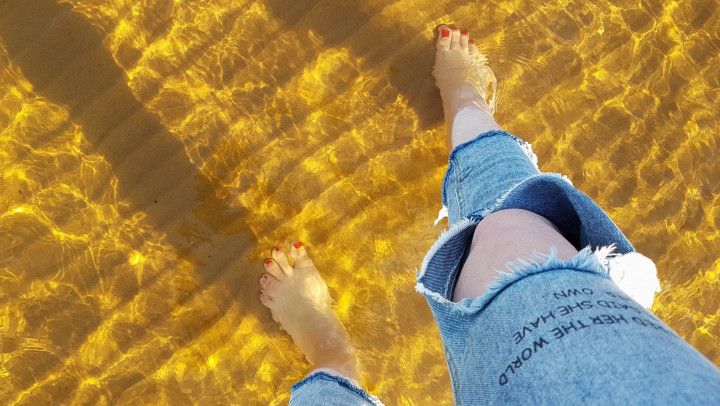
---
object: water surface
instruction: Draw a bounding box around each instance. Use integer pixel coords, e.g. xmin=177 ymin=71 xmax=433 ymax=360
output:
xmin=0 ymin=0 xmax=718 ymax=404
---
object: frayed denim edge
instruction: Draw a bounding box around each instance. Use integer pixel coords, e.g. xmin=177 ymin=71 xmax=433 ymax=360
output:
xmin=441 ymin=129 xmax=539 ymax=207
xmin=417 ymin=217 xmax=478 ymax=281
xmin=291 ymin=371 xmax=384 ymax=406
xmin=482 ymin=245 xmax=613 ymax=306
xmin=416 ymin=245 xmax=615 ymax=316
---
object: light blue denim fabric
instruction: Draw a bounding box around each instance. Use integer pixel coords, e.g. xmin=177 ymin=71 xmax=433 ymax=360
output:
xmin=290 ymin=371 xmax=383 ymax=405
xmin=288 ymin=129 xmax=720 ymax=404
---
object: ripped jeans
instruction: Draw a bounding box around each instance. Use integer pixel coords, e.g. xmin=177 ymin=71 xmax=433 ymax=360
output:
xmin=289 ymin=130 xmax=720 ymax=405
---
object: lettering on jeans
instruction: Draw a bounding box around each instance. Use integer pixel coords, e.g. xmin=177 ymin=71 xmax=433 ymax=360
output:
xmin=512 ymin=311 xmax=556 ymax=344
xmin=499 ymin=337 xmax=549 ymax=386
xmin=596 ymin=299 xmax=643 ymax=314
xmin=499 ymin=286 xmax=674 ymax=387
xmin=552 ymin=287 xmax=593 ymax=300
xmin=513 ymin=301 xmax=592 ymax=344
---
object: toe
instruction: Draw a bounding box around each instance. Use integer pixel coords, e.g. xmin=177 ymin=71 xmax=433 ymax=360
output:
xmin=460 ymin=29 xmax=469 ymax=50
xmin=450 ymin=28 xmax=461 ymax=50
xmin=271 ymin=246 xmax=294 ymax=274
xmin=259 ymin=272 xmax=277 ymax=288
xmin=468 ymin=38 xmax=476 ymax=54
xmin=436 ymin=25 xmax=450 ymax=50
xmin=259 ymin=291 xmax=274 ymax=307
xmin=290 ymin=241 xmax=315 ymax=269
xmin=263 ymin=258 xmax=284 ymax=278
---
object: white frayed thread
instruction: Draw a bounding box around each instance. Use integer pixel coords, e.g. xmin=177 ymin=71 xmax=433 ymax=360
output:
xmin=594 ymin=244 xmax=661 ymax=309
xmin=417 ymin=245 xmax=611 ymax=315
xmin=503 ymin=245 xmax=661 ymax=310
xmin=593 ymin=243 xmax=618 ymax=263
xmin=517 ymin=139 xmax=539 ymax=169
xmin=417 ymin=242 xmax=661 ymax=314
xmin=434 ymin=205 xmax=449 ymax=226
xmin=415 ymin=277 xmax=451 ymax=306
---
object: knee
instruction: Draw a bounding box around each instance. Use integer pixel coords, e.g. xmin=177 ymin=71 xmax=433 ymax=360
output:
xmin=472 ymin=208 xmax=577 ymax=258
xmin=476 ymin=208 xmax=560 ymax=235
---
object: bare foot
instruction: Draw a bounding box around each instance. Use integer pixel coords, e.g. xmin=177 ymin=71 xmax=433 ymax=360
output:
xmin=432 ymin=25 xmax=498 ymax=127
xmin=259 ymin=242 xmax=359 ymax=381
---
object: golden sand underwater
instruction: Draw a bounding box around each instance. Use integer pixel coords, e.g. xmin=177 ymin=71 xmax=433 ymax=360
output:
xmin=0 ymin=0 xmax=718 ymax=404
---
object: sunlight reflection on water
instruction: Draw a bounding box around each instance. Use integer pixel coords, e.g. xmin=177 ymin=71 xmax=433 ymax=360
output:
xmin=0 ymin=0 xmax=718 ymax=404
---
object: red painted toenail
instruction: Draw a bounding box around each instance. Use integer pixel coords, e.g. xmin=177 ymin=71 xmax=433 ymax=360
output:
xmin=264 ymin=258 xmax=273 ymax=264
xmin=273 ymin=246 xmax=281 ymax=252
xmin=469 ymin=38 xmax=475 ymax=44
xmin=293 ymin=241 xmax=303 ymax=248
xmin=461 ymin=29 xmax=469 ymax=35
xmin=441 ymin=28 xmax=449 ymax=38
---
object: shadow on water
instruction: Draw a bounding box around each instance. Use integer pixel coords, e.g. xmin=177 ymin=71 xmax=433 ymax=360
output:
xmin=259 ymin=0 xmax=446 ymax=127
xmin=0 ymin=0 xmax=278 ymax=401
xmin=0 ymin=0 xmax=469 ymax=401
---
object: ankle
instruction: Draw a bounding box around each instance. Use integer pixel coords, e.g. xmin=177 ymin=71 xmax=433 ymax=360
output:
xmin=313 ymin=350 xmax=360 ymax=382
xmin=449 ymin=104 xmax=501 ymax=147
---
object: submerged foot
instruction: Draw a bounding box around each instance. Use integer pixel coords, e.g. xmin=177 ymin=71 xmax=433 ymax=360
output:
xmin=259 ymin=242 xmax=359 ymax=381
xmin=432 ymin=25 xmax=498 ymax=122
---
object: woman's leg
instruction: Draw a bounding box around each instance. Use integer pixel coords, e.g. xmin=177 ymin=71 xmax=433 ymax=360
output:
xmin=453 ymin=208 xmax=578 ymax=301
xmin=434 ymin=26 xmax=579 ymax=301
xmin=420 ymin=25 xmax=720 ymax=405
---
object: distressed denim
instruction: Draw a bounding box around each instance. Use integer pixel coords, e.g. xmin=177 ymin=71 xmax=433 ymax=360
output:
xmin=289 ymin=130 xmax=720 ymax=405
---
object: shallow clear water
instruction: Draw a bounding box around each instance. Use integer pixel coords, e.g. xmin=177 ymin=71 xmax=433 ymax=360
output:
xmin=0 ymin=0 xmax=718 ymax=404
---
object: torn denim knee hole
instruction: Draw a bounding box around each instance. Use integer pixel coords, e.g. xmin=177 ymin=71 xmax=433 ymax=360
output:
xmin=417 ymin=237 xmax=615 ymax=316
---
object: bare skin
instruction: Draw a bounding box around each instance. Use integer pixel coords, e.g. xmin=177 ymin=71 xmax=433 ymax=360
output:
xmin=453 ymin=209 xmax=579 ymax=301
xmin=431 ymin=25 xmax=579 ymax=301
xmin=258 ymin=25 xmax=578 ymax=384
xmin=432 ymin=24 xmax=500 ymax=145
xmin=259 ymin=242 xmax=359 ymax=381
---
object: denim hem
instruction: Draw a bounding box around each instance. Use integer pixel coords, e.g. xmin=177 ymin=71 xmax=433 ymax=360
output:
xmin=291 ymin=371 xmax=384 ymax=405
xmin=416 ymin=243 xmax=615 ymax=316
xmin=441 ymin=129 xmax=539 ymax=207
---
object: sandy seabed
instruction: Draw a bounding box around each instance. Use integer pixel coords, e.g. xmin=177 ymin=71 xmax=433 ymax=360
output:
xmin=0 ymin=0 xmax=718 ymax=404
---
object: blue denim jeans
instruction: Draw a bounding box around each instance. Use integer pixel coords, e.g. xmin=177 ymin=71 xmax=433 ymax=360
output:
xmin=289 ymin=130 xmax=720 ymax=405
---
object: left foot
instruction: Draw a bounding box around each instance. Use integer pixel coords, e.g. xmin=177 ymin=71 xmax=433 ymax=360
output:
xmin=259 ymin=242 xmax=360 ymax=381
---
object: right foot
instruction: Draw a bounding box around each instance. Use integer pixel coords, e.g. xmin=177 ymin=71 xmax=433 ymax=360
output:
xmin=432 ymin=25 xmax=498 ymax=124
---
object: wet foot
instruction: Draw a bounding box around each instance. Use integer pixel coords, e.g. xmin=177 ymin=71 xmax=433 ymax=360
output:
xmin=259 ymin=242 xmax=359 ymax=381
xmin=432 ymin=25 xmax=498 ymax=125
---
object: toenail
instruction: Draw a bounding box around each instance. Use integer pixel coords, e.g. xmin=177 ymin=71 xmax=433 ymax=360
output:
xmin=461 ymin=29 xmax=468 ymax=35
xmin=293 ymin=241 xmax=303 ymax=248
xmin=441 ymin=28 xmax=449 ymax=38
xmin=273 ymin=246 xmax=281 ymax=252
xmin=469 ymin=38 xmax=475 ymax=44
xmin=264 ymin=258 xmax=273 ymax=264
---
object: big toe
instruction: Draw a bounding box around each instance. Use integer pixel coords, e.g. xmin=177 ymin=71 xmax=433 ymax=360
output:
xmin=436 ymin=25 xmax=450 ymax=50
xmin=290 ymin=241 xmax=315 ymax=269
